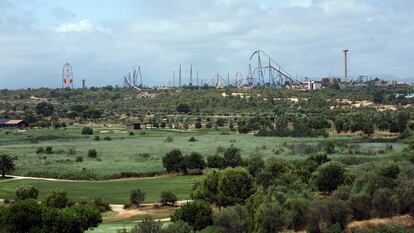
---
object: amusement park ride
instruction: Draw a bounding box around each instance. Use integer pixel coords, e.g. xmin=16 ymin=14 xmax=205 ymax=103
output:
xmin=121 ymin=50 xmax=304 ymax=90
xmin=123 ymin=65 xmax=143 ymax=90
xmin=62 ymin=63 xmax=74 ymax=88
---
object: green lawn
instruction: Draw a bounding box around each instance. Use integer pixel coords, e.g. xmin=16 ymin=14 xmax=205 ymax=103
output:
xmin=0 ymin=127 xmax=359 ymax=180
xmin=0 ymin=127 xmax=402 ymax=180
xmin=0 ymin=175 xmax=199 ymax=204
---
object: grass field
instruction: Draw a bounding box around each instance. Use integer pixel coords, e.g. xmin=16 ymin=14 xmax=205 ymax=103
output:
xmin=0 ymin=175 xmax=199 ymax=204
xmin=0 ymin=127 xmax=407 ymax=180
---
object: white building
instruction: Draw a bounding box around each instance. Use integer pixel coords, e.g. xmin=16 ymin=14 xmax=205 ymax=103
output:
xmin=305 ymin=81 xmax=322 ymax=90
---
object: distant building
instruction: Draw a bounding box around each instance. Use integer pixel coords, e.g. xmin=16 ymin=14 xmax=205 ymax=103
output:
xmin=0 ymin=119 xmax=29 ymax=128
xmin=126 ymin=123 xmax=141 ymax=131
xmin=305 ymin=81 xmax=322 ymax=90
xmin=321 ymin=77 xmax=341 ymax=87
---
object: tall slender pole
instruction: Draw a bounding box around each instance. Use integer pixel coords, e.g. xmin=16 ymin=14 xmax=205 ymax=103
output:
xmin=196 ymin=70 xmax=199 ymax=86
xmin=179 ymin=64 xmax=182 ymax=87
xmin=173 ymin=70 xmax=175 ymax=87
xmin=190 ymin=64 xmax=193 ymax=86
xmin=343 ymin=49 xmax=349 ymax=81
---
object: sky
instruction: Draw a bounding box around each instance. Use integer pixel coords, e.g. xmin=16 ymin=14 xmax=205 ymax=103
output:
xmin=0 ymin=0 xmax=414 ymax=89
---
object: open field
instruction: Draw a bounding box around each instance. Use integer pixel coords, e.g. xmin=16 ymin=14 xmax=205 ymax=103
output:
xmin=0 ymin=175 xmax=199 ymax=204
xmin=0 ymin=127 xmax=409 ymax=180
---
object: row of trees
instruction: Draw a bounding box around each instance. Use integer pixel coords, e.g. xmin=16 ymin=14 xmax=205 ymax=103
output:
xmin=162 ymin=147 xmax=244 ymax=174
xmin=0 ymin=187 xmax=102 ymax=233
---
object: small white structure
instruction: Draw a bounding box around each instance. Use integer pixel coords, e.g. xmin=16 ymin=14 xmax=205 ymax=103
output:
xmin=305 ymin=81 xmax=322 ymax=90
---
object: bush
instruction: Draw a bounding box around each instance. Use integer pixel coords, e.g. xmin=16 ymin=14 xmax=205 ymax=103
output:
xmin=82 ymin=127 xmax=94 ymax=135
xmin=15 ymin=185 xmax=39 ymax=200
xmin=195 ymin=121 xmax=202 ymax=129
xmin=76 ymin=156 xmax=83 ymax=162
xmin=409 ymin=155 xmax=414 ymax=165
xmin=254 ymin=202 xmax=287 ymax=233
xmin=162 ymin=149 xmax=184 ymax=173
xmin=123 ymin=215 xmax=161 ymax=233
xmin=44 ymin=189 xmax=68 ymax=208
xmin=87 ymin=149 xmax=98 ymax=158
xmin=379 ymin=163 xmax=400 ymax=179
xmin=160 ymin=191 xmax=177 ymax=206
xmin=306 ymin=200 xmax=351 ymax=233
xmin=130 ymin=189 xmax=145 ymax=207
xmin=45 ymin=146 xmax=53 ymax=154
xmin=94 ymin=136 xmax=100 ymax=141
xmin=207 ymin=154 xmax=226 ymax=169
xmin=185 ymin=152 xmax=206 ymax=171
xmin=92 ymin=198 xmax=111 ymax=212
xmin=163 ymin=220 xmax=193 ymax=233
xmin=223 ymin=147 xmax=243 ymax=168
xmin=284 ymin=198 xmax=310 ymax=231
xmin=103 ymin=136 xmax=112 ymax=141
xmin=171 ymin=200 xmax=213 ymax=230
xmin=312 ymin=161 xmax=346 ymax=194
xmin=188 ymin=136 xmax=197 ymax=142
xmin=399 ymin=183 xmax=414 ymax=216
xmin=214 ymin=205 xmax=250 ymax=233
xmin=349 ymin=192 xmax=372 ymax=220
xmin=36 ymin=147 xmax=44 ymax=154
xmin=372 ymin=189 xmax=395 ymax=218
xmin=165 ymin=136 xmax=174 ymax=142
xmin=129 ymin=131 xmax=135 ymax=136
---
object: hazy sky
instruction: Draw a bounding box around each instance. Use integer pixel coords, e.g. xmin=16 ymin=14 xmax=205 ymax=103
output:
xmin=1 ymin=0 xmax=413 ymax=88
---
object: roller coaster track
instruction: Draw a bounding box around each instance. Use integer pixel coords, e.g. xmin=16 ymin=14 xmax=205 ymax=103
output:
xmin=249 ymin=50 xmax=302 ymax=87
xmin=124 ymin=65 xmax=143 ymax=90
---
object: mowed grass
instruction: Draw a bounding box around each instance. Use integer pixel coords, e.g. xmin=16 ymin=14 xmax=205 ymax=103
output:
xmin=0 ymin=175 xmax=199 ymax=204
xmin=0 ymin=127 xmax=360 ymax=179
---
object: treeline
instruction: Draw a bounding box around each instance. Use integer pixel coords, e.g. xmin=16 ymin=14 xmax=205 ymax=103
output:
xmin=0 ymin=86 xmax=413 ymax=125
xmin=149 ymin=145 xmax=414 ymax=233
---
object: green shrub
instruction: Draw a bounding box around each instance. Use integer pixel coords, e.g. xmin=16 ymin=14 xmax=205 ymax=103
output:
xmin=312 ymin=161 xmax=346 ymax=194
xmin=372 ymin=189 xmax=395 ymax=218
xmin=45 ymin=146 xmax=53 ymax=154
xmin=171 ymin=200 xmax=212 ymax=230
xmin=15 ymin=185 xmax=39 ymax=200
xmin=160 ymin=190 xmax=178 ymax=206
xmin=130 ymin=189 xmax=145 ymax=207
xmin=44 ymin=189 xmax=68 ymax=208
xmin=103 ymin=136 xmax=111 ymax=141
xmin=163 ymin=220 xmax=193 ymax=233
xmin=214 ymin=205 xmax=250 ymax=233
xmin=87 ymin=149 xmax=97 ymax=158
xmin=93 ymin=136 xmax=100 ymax=141
xmin=82 ymin=127 xmax=94 ymax=135
xmin=76 ymin=156 xmax=83 ymax=162
xmin=36 ymin=147 xmax=44 ymax=154
xmin=188 ymin=136 xmax=197 ymax=142
xmin=129 ymin=131 xmax=135 ymax=136
xmin=165 ymin=136 xmax=174 ymax=142
xmin=92 ymin=198 xmax=111 ymax=212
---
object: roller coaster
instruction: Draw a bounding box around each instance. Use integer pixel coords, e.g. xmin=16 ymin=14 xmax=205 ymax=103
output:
xmin=240 ymin=50 xmax=302 ymax=88
xmin=123 ymin=65 xmax=143 ymax=90
xmin=121 ymin=50 xmax=303 ymax=90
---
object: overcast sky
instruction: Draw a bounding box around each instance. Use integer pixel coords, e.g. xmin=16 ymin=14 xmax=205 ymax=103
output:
xmin=0 ymin=0 xmax=413 ymax=88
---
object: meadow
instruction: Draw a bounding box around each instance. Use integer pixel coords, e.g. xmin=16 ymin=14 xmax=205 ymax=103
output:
xmin=0 ymin=126 xmax=407 ymax=180
xmin=0 ymin=175 xmax=198 ymax=204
